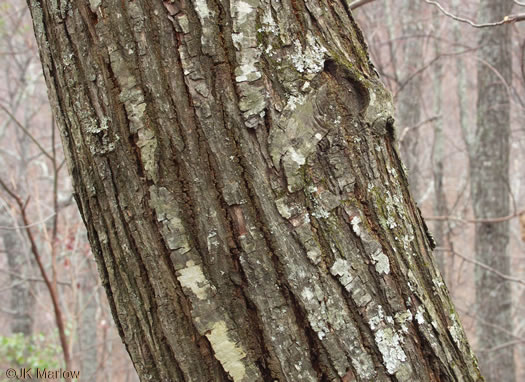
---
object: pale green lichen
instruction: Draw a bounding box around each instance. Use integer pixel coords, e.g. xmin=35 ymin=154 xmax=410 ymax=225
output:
xmin=290 ymin=33 xmax=327 ymax=74
xmin=371 ymin=249 xmax=390 ymax=275
xmin=449 ymin=313 xmax=462 ymax=347
xmin=230 ymin=0 xmax=266 ymax=127
xmin=351 ymin=216 xmax=362 ymax=237
xmin=330 ymin=259 xmax=355 ymax=291
xmin=375 ymin=327 xmax=407 ymax=375
xmin=415 ymin=306 xmax=425 ymax=325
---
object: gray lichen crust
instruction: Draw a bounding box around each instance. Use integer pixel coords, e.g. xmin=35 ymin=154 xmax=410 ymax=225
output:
xmin=28 ymin=0 xmax=483 ymax=381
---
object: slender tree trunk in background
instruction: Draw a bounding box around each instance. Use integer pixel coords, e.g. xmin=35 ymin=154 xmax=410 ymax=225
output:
xmin=77 ymin=257 xmax=98 ymax=381
xmin=0 ymin=215 xmax=34 ymax=337
xmin=452 ymin=0 xmax=473 ymax=153
xmin=472 ymin=1 xmax=515 ymax=381
xmin=27 ymin=1 xmax=483 ymax=380
xmin=431 ymin=11 xmax=447 ymax=277
xmin=397 ymin=0 xmax=424 ymax=200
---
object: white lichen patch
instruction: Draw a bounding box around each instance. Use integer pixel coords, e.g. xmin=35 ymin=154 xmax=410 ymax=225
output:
xmin=275 ymin=198 xmax=293 ymax=219
xmin=235 ymin=63 xmax=261 ymax=83
xmin=387 ymin=166 xmax=397 ymax=178
xmin=371 ymin=249 xmax=390 ymax=275
xmin=330 ymin=259 xmax=354 ymax=291
xmin=230 ymin=0 xmax=266 ymax=127
xmin=288 ymin=147 xmax=306 ymax=166
xmin=305 ymin=247 xmax=320 ymax=263
xmin=194 ymin=0 xmax=211 ymax=19
xmin=448 ymin=313 xmax=463 ymax=347
xmin=301 ymin=287 xmax=315 ymax=301
xmin=375 ymin=328 xmax=407 ymax=375
xmin=177 ymin=261 xmax=211 ymax=300
xmin=206 ymin=321 xmax=248 ymax=381
xmin=258 ymin=7 xmax=278 ymax=33
xmin=386 ymin=215 xmax=397 ymax=229
xmin=351 ymin=216 xmax=362 ymax=237
xmin=290 ymin=34 xmax=327 ymax=74
xmin=232 ymin=1 xmax=254 ymax=23
xmin=368 ymin=305 xmax=385 ymax=331
xmin=311 ymin=207 xmax=330 ymax=219
xmin=415 ymin=306 xmax=425 ymax=325
xmin=286 ymin=94 xmax=306 ymax=111
xmin=89 ymin=0 xmax=101 ymax=12
xmin=433 ymin=277 xmax=445 ymax=289
xmin=401 ymin=235 xmax=414 ymax=251
xmin=207 ymin=230 xmax=219 ymax=252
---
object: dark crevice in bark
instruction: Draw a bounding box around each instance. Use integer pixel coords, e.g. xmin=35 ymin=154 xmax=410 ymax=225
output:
xmin=88 ymin=184 xmax=161 ymax=379
xmin=104 ymin=168 xmax=168 ymax=374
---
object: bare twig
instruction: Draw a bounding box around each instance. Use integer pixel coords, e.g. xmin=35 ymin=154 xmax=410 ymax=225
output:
xmin=399 ymin=115 xmax=441 ymax=142
xmin=349 ymin=0 xmax=376 ymax=10
xmin=0 ymin=178 xmax=72 ymax=377
xmin=425 ymin=209 xmax=524 ymax=224
xmin=425 ymin=0 xmax=525 ymax=28
xmin=435 ymin=247 xmax=525 ymax=286
xmin=478 ymin=339 xmax=525 ymax=353
xmin=0 ymin=212 xmax=57 ymax=230
xmin=0 ymin=267 xmax=71 ymax=286
xmin=0 ymin=103 xmax=53 ymax=161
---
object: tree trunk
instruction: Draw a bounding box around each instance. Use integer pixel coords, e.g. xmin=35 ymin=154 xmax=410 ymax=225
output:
xmin=397 ymin=0 xmax=424 ymax=200
xmin=431 ymin=9 xmax=447 ymax=277
xmin=472 ymin=1 xmax=515 ymax=381
xmin=27 ymin=1 xmax=483 ymax=380
xmin=0 ymin=214 xmax=34 ymax=337
xmin=76 ymin=256 xmax=99 ymax=381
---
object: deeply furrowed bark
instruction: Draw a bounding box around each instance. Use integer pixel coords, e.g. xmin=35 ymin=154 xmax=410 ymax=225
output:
xmin=27 ymin=0 xmax=483 ymax=380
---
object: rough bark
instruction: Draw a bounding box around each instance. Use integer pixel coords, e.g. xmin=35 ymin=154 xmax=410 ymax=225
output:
xmin=27 ymin=1 xmax=483 ymax=381
xmin=472 ymin=1 xmax=515 ymax=381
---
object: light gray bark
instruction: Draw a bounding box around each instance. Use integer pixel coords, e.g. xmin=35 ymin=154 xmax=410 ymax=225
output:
xmin=472 ymin=1 xmax=515 ymax=381
xmin=27 ymin=1 xmax=483 ymax=381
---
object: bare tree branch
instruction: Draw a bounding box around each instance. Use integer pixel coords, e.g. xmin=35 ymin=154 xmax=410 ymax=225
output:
xmin=349 ymin=0 xmax=376 ymax=10
xmin=0 ymin=103 xmax=53 ymax=161
xmin=425 ymin=209 xmax=525 ymax=224
xmin=349 ymin=0 xmax=525 ymax=27
xmin=0 ymin=212 xmax=57 ymax=230
xmin=0 ymin=177 xmax=72 ymax=375
xmin=435 ymin=247 xmax=525 ymax=286
xmin=425 ymin=0 xmax=525 ymax=28
xmin=478 ymin=339 xmax=525 ymax=353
